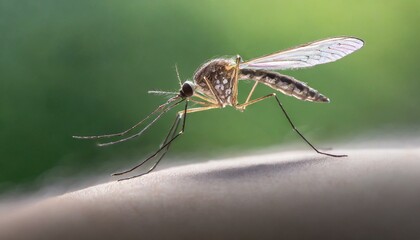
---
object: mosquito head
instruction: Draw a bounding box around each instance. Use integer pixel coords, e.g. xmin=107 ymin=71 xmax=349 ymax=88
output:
xmin=179 ymin=80 xmax=195 ymax=98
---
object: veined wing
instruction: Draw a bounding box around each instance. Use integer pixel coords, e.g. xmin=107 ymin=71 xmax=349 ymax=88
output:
xmin=239 ymin=37 xmax=364 ymax=70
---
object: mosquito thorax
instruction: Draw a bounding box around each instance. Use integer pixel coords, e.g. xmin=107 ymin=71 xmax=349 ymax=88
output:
xmin=180 ymin=81 xmax=195 ymax=98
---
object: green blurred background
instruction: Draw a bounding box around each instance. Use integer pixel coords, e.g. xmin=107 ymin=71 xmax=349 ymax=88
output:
xmin=1 ymin=0 xmax=419 ymax=194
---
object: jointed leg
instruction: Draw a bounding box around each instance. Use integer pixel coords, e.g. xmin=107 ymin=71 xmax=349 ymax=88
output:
xmin=115 ymin=110 xmax=183 ymax=181
xmin=203 ymin=76 xmax=223 ymax=105
xmin=192 ymin=92 xmax=219 ymax=105
xmin=231 ymin=55 xmax=242 ymax=107
xmin=113 ymin=101 xmax=189 ymax=180
xmin=96 ymin=100 xmax=184 ymax=147
xmin=237 ymin=93 xmax=347 ymax=158
xmin=113 ymin=103 xmax=220 ymax=181
xmin=236 ymin=92 xmax=273 ymax=111
xmin=73 ymin=99 xmax=181 ymax=141
xmin=242 ymin=81 xmax=259 ymax=111
xmin=183 ymin=105 xmax=220 ymax=114
xmin=189 ymin=98 xmax=210 ymax=106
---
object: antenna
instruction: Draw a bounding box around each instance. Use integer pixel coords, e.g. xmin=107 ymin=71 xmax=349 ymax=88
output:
xmin=175 ymin=64 xmax=182 ymax=87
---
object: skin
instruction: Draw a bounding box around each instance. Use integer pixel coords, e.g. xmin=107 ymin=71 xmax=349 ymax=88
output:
xmin=1 ymin=147 xmax=420 ymax=240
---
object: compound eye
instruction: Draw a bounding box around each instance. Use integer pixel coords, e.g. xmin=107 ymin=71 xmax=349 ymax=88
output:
xmin=181 ymin=82 xmax=194 ymax=97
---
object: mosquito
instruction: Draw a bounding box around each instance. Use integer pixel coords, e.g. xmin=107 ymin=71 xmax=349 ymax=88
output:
xmin=74 ymin=36 xmax=364 ymax=181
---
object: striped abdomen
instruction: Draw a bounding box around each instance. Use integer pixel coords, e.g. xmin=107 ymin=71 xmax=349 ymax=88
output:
xmin=239 ymin=69 xmax=329 ymax=103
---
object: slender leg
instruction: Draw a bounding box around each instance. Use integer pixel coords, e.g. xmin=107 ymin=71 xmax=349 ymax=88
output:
xmin=189 ymin=98 xmax=210 ymax=106
xmin=236 ymin=93 xmax=273 ymax=110
xmin=73 ymin=97 xmax=181 ymax=140
xmin=117 ymin=105 xmax=219 ymax=180
xmin=203 ymin=76 xmax=223 ymax=105
xmin=113 ymin=101 xmax=189 ymax=179
xmin=242 ymin=81 xmax=259 ymax=111
xmin=116 ymin=111 xmax=182 ymax=181
xmin=192 ymin=92 xmax=219 ymax=105
xmin=237 ymin=93 xmax=347 ymax=158
xmin=113 ymin=103 xmax=220 ymax=180
xmin=96 ymin=100 xmax=185 ymax=146
xmin=182 ymin=105 xmax=220 ymax=114
xmin=231 ymin=55 xmax=241 ymax=107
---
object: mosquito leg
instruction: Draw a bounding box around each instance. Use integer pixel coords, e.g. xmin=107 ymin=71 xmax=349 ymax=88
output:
xmin=193 ymin=92 xmax=218 ymax=105
xmin=231 ymin=55 xmax=242 ymax=107
xmin=237 ymin=93 xmax=347 ymax=158
xmin=113 ymin=104 xmax=220 ymax=180
xmin=241 ymin=81 xmax=259 ymax=111
xmin=96 ymin=100 xmax=185 ymax=147
xmin=236 ymin=93 xmax=274 ymax=110
xmin=272 ymin=95 xmax=347 ymax=157
xmin=116 ymin=110 xmax=182 ymax=181
xmin=189 ymin=98 xmax=211 ymax=106
xmin=117 ymin=104 xmax=185 ymax=181
xmin=72 ymin=108 xmax=160 ymax=139
xmin=138 ymin=114 xmax=182 ymax=177
xmin=112 ymin=101 xmax=189 ymax=178
xmin=97 ymin=109 xmax=169 ymax=147
xmin=203 ymin=76 xmax=223 ymax=105
xmin=73 ymin=98 xmax=179 ymax=140
xmin=183 ymin=105 xmax=219 ymax=114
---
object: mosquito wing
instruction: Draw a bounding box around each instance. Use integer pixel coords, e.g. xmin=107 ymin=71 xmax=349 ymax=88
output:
xmin=239 ymin=37 xmax=364 ymax=70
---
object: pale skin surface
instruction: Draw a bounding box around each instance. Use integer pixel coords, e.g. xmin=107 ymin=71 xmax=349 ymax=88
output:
xmin=1 ymin=146 xmax=420 ymax=240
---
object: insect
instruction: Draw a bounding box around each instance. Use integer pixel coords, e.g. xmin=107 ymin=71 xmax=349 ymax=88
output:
xmin=74 ymin=36 xmax=364 ymax=181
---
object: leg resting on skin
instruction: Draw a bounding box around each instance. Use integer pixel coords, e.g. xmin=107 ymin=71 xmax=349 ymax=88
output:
xmin=237 ymin=93 xmax=347 ymax=158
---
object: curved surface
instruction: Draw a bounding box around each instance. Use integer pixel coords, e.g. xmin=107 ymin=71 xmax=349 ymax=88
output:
xmin=0 ymin=148 xmax=419 ymax=240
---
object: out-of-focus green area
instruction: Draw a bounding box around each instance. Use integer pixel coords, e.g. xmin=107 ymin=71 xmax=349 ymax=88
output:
xmin=1 ymin=0 xmax=419 ymax=194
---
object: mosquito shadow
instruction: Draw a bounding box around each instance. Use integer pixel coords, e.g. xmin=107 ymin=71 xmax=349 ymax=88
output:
xmin=186 ymin=155 xmax=337 ymax=182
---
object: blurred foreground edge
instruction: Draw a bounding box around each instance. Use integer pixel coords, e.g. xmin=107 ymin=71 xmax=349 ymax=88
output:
xmin=0 ymin=148 xmax=420 ymax=240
